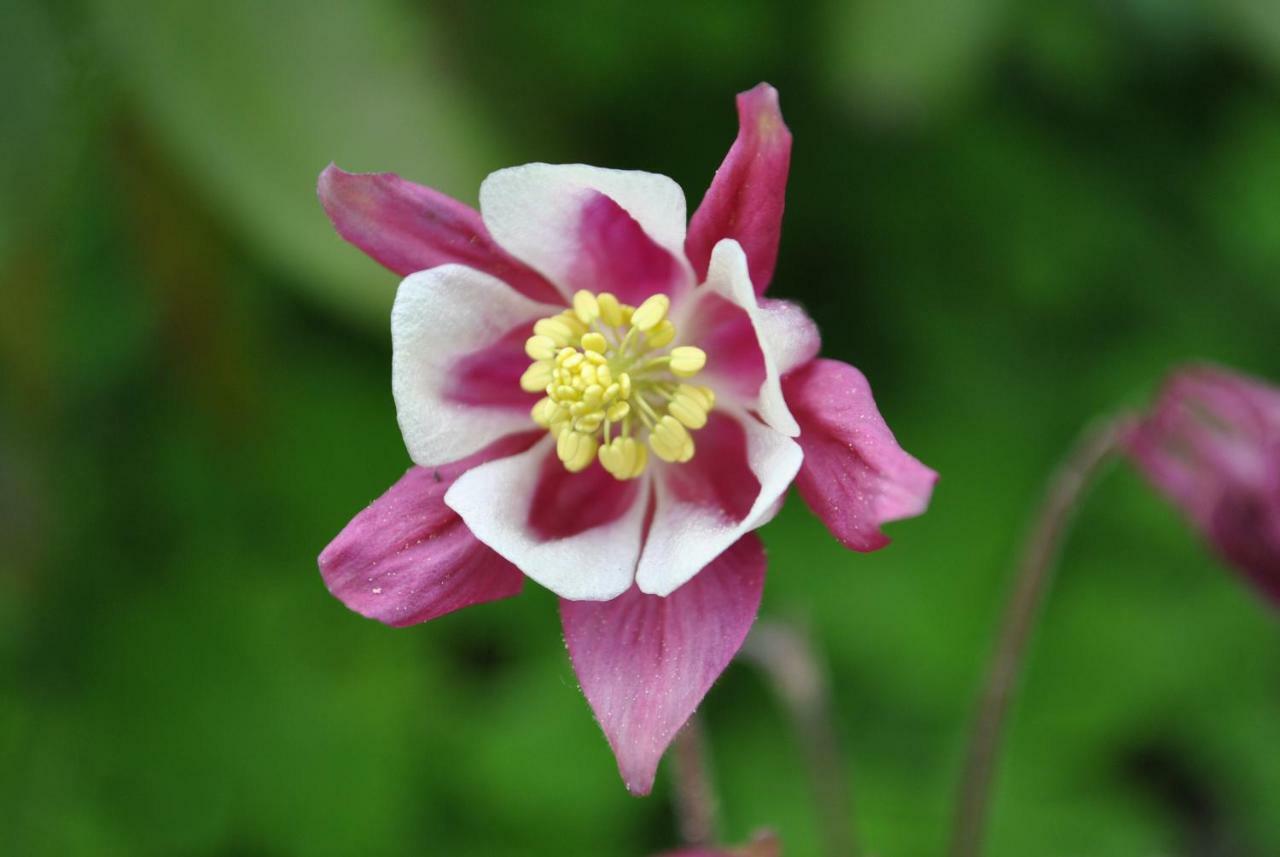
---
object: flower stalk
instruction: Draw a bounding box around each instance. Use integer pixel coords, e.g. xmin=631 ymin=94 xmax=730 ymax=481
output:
xmin=741 ymin=620 xmax=858 ymax=857
xmin=949 ymin=413 xmax=1135 ymax=857
xmin=673 ymin=715 xmax=719 ymax=847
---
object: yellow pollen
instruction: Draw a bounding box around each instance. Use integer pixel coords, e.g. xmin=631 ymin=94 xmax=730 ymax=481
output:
xmin=520 ymin=290 xmax=714 ymax=480
xmin=631 ymin=294 xmax=670 ymax=332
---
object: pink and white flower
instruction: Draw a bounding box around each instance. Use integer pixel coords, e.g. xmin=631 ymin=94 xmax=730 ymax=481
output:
xmin=317 ymin=84 xmax=936 ymax=794
xmin=1128 ymin=364 xmax=1280 ymax=606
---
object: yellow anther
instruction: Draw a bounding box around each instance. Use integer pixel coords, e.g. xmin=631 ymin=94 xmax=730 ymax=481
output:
xmin=597 ymin=292 xmax=624 ymax=327
xmin=525 ymin=335 xmax=557 ymax=361
xmin=534 ymin=317 xmax=576 ymax=346
xmin=646 ymin=319 xmax=676 ymax=349
xmin=656 ymin=414 xmax=690 ymax=445
xmin=649 ymin=432 xmax=679 ymax=463
xmin=576 ymin=413 xmax=605 ymax=433
xmin=599 ymin=436 xmax=648 ymax=480
xmin=531 ymin=397 xmax=559 ymax=427
xmin=629 ymin=439 xmax=650 ymax=476
xmin=669 ymin=390 xmax=708 ymax=429
xmin=598 ymin=437 xmax=625 ymax=478
xmin=679 ymin=384 xmax=715 ymax=412
xmin=523 ymin=291 xmax=716 ymax=479
xmin=557 ymin=429 xmax=598 ymax=472
xmin=631 ymin=294 xmax=670 ymax=332
xmin=649 ymin=415 xmax=697 ymax=463
xmin=572 ymin=290 xmax=600 ymax=324
xmin=521 ymin=361 xmax=553 ymax=393
xmin=669 ymin=346 xmax=707 ymax=378
xmin=562 ymin=311 xmax=589 ymax=336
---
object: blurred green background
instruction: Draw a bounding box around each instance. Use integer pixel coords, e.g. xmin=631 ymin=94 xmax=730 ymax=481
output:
xmin=3 ymin=1 xmax=1279 ymax=855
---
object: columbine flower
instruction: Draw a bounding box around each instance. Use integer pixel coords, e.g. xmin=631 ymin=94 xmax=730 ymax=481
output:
xmin=1128 ymin=364 xmax=1280 ymax=606
xmin=317 ymin=84 xmax=936 ymax=793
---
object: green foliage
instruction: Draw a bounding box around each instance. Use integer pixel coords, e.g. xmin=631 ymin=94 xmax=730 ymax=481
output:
xmin=2 ymin=1 xmax=1278 ymax=855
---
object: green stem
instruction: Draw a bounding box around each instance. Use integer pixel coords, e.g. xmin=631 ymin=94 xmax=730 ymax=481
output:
xmin=742 ymin=620 xmax=859 ymax=857
xmin=949 ymin=413 xmax=1134 ymax=857
xmin=672 ymin=714 xmax=718 ymax=847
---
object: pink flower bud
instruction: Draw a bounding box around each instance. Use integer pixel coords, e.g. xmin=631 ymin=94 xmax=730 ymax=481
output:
xmin=1129 ymin=364 xmax=1280 ymax=606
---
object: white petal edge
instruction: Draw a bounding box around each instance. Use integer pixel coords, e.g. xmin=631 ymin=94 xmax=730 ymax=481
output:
xmin=444 ymin=436 xmax=649 ymax=601
xmin=759 ymin=297 xmax=822 ymax=376
xmin=634 ymin=408 xmax=802 ymax=596
xmin=682 ymin=238 xmax=810 ymax=437
xmin=391 ymin=264 xmax=563 ymax=467
xmin=479 ymin=163 xmax=691 ymax=300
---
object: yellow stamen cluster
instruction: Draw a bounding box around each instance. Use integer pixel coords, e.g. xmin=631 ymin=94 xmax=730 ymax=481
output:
xmin=521 ymin=290 xmax=714 ymax=480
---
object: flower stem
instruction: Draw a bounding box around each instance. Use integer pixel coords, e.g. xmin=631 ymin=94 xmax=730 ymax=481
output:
xmin=949 ymin=413 xmax=1134 ymax=857
xmin=673 ymin=714 xmax=718 ymax=847
xmin=742 ymin=620 xmax=858 ymax=857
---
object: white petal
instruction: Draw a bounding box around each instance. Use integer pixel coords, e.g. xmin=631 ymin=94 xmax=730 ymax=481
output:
xmin=759 ymin=298 xmax=822 ymax=376
xmin=444 ymin=437 xmax=649 ymax=601
xmin=683 ymin=239 xmax=810 ymax=436
xmin=391 ymin=265 xmax=561 ymax=467
xmin=634 ymin=409 xmax=802 ymax=597
xmin=479 ymin=164 xmax=690 ymax=298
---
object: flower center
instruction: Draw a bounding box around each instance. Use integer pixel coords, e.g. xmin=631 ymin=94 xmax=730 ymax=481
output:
xmin=520 ymin=290 xmax=713 ymax=480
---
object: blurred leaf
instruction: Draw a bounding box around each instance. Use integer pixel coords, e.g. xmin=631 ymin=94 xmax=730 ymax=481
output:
xmin=0 ymin=0 xmax=77 ymax=262
xmin=1215 ymin=0 xmax=1280 ymax=77
xmin=823 ymin=0 xmax=1010 ymax=121
xmin=85 ymin=0 xmax=499 ymax=326
xmin=1203 ymin=100 xmax=1280 ymax=301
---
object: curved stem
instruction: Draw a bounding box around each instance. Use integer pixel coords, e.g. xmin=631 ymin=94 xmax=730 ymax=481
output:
xmin=949 ymin=413 xmax=1134 ymax=857
xmin=742 ymin=620 xmax=858 ymax=857
xmin=673 ymin=714 xmax=718 ymax=847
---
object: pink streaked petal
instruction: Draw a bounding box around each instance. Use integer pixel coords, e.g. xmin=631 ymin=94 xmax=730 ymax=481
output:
xmin=446 ymin=323 xmax=538 ymax=411
xmin=391 ymin=265 xmax=563 ymax=467
xmin=445 ymin=437 xmax=648 ymax=601
xmin=635 ymin=410 xmax=801 ymax=596
xmin=479 ymin=163 xmax=693 ymax=300
xmin=561 ymin=534 xmax=766 ymax=795
xmin=681 ymin=239 xmax=815 ymax=436
xmin=685 ymin=83 xmax=792 ymax=296
xmin=317 ymin=165 xmax=561 ymax=303
xmin=527 ymin=450 xmax=644 ymax=540
xmin=318 ymin=434 xmax=539 ymax=627
xmin=569 ymin=192 xmax=689 ymax=305
xmin=784 ymin=359 xmax=937 ymax=551
xmin=680 ymin=288 xmax=764 ymax=404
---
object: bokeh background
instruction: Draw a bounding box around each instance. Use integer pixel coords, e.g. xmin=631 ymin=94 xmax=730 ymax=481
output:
xmin=4 ymin=1 xmax=1279 ymax=855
